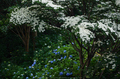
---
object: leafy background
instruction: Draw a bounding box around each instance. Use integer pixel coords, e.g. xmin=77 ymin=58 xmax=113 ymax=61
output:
xmin=0 ymin=0 xmax=120 ymax=79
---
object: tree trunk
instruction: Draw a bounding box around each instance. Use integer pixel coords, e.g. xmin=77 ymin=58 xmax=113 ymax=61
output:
xmin=78 ymin=51 xmax=84 ymax=79
xmin=10 ymin=25 xmax=31 ymax=52
xmin=32 ymin=31 xmax=37 ymax=51
xmin=25 ymin=26 xmax=30 ymax=52
xmin=80 ymin=68 xmax=84 ymax=79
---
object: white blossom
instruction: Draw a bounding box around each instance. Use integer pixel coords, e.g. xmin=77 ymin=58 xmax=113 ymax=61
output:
xmin=103 ymin=12 xmax=120 ymax=20
xmin=94 ymin=39 xmax=103 ymax=46
xmin=96 ymin=0 xmax=99 ymax=1
xmin=61 ymin=16 xmax=117 ymax=43
xmin=32 ymin=0 xmax=39 ymax=4
xmin=38 ymin=21 xmax=47 ymax=32
xmin=61 ymin=16 xmax=85 ymax=28
xmin=32 ymin=0 xmax=63 ymax=9
xmin=103 ymin=53 xmax=116 ymax=69
xmin=115 ymin=0 xmax=120 ymax=6
xmin=21 ymin=0 xmax=27 ymax=3
xmin=98 ymin=19 xmax=117 ymax=36
xmin=10 ymin=7 xmax=46 ymax=32
xmin=112 ymin=64 xmax=116 ymax=69
xmin=76 ymin=22 xmax=95 ymax=42
xmin=61 ymin=16 xmax=95 ymax=42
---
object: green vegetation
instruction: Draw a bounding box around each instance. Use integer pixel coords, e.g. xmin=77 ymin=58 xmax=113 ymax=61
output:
xmin=0 ymin=27 xmax=120 ymax=79
xmin=0 ymin=0 xmax=120 ymax=79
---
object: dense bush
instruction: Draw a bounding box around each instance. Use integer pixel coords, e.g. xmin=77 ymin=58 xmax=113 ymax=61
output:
xmin=1 ymin=41 xmax=120 ymax=79
xmin=0 ymin=27 xmax=65 ymax=78
xmin=1 ymin=27 xmax=120 ymax=79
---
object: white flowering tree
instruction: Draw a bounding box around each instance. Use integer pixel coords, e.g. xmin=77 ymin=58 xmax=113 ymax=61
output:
xmin=48 ymin=0 xmax=120 ymax=78
xmin=10 ymin=0 xmax=120 ymax=78
xmin=58 ymin=0 xmax=120 ymax=78
xmin=9 ymin=5 xmax=48 ymax=52
xmin=9 ymin=0 xmax=65 ymax=52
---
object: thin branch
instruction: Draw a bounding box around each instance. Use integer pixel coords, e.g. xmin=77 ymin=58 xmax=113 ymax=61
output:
xmin=15 ymin=26 xmax=26 ymax=45
xmin=99 ymin=68 xmax=105 ymax=79
xmin=18 ymin=25 xmax=25 ymax=40
xmin=82 ymin=0 xmax=87 ymax=15
xmin=66 ymin=29 xmax=85 ymax=66
xmin=80 ymin=40 xmax=83 ymax=65
xmin=112 ymin=38 xmax=120 ymax=52
xmin=70 ymin=41 xmax=80 ymax=52
xmin=10 ymin=29 xmax=18 ymax=36
xmin=81 ymin=58 xmax=89 ymax=69
xmin=90 ymin=39 xmax=95 ymax=53
xmin=66 ymin=29 xmax=80 ymax=52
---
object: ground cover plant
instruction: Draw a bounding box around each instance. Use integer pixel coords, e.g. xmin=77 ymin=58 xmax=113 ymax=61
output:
xmin=1 ymin=40 xmax=120 ymax=79
xmin=1 ymin=0 xmax=120 ymax=79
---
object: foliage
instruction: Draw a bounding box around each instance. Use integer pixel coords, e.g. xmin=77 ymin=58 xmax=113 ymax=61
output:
xmin=1 ymin=42 xmax=120 ymax=79
xmin=0 ymin=30 xmax=24 ymax=63
xmin=35 ymin=27 xmax=64 ymax=49
xmin=28 ymin=0 xmax=120 ymax=78
xmin=1 ymin=0 xmax=120 ymax=79
xmin=0 ymin=0 xmax=22 ymax=34
xmin=0 ymin=27 xmax=65 ymax=78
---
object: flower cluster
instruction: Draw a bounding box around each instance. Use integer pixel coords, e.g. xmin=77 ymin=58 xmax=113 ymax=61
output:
xmin=61 ymin=15 xmax=117 ymax=43
xmin=61 ymin=16 xmax=85 ymax=29
xmin=38 ymin=21 xmax=47 ymax=32
xmin=32 ymin=0 xmax=63 ymax=9
xmin=10 ymin=7 xmax=47 ymax=32
xmin=76 ymin=22 xmax=95 ymax=42
xmin=116 ymin=0 xmax=120 ymax=6
xmin=93 ymin=39 xmax=103 ymax=47
xmin=29 ymin=60 xmax=37 ymax=68
xmin=66 ymin=72 xmax=72 ymax=76
xmin=21 ymin=0 xmax=27 ymax=3
xmin=104 ymin=13 xmax=120 ymax=20
xmin=39 ymin=45 xmax=80 ymax=78
xmin=103 ymin=53 xmax=116 ymax=69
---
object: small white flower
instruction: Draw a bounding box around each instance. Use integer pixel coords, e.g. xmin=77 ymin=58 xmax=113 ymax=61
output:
xmin=17 ymin=76 xmax=20 ymax=78
xmin=8 ymin=64 xmax=10 ymax=66
xmin=112 ymin=64 xmax=116 ymax=69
